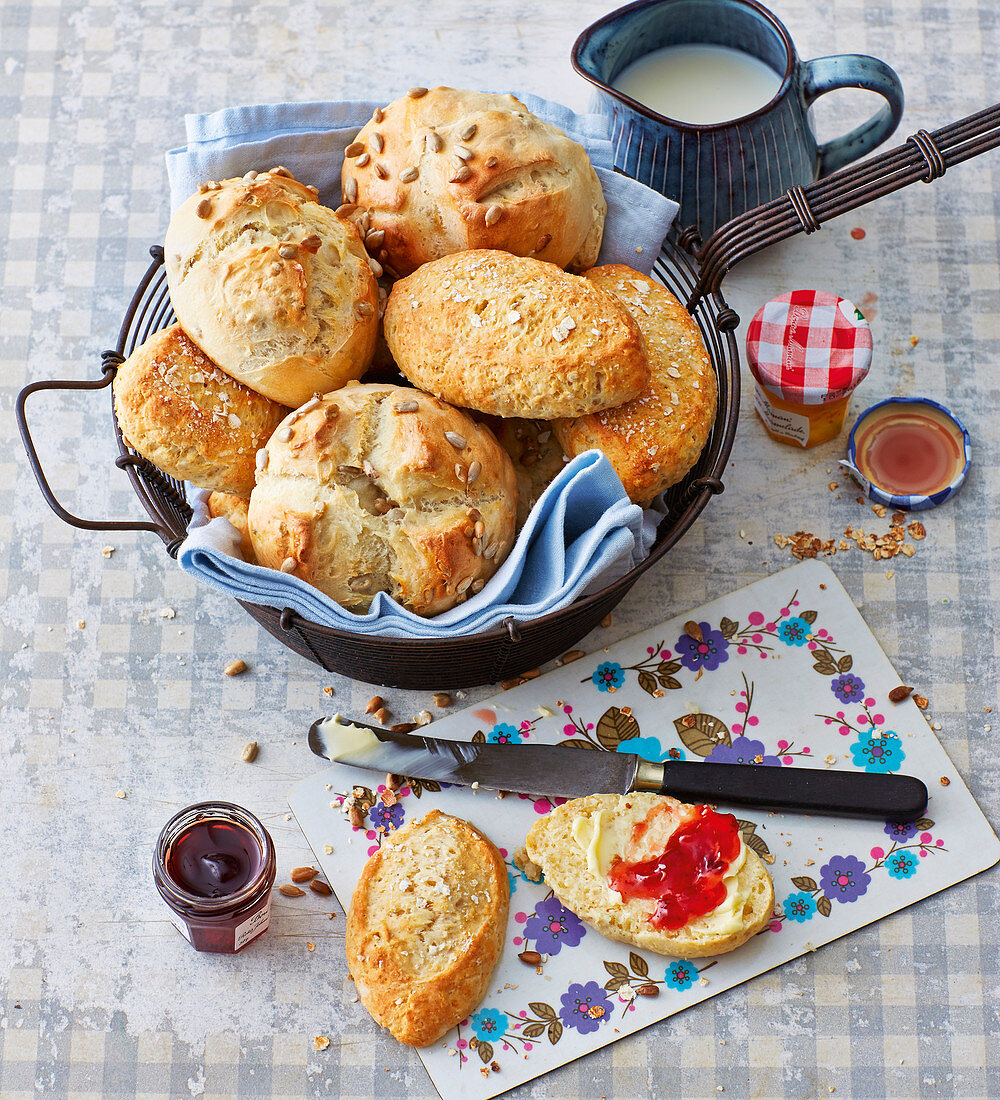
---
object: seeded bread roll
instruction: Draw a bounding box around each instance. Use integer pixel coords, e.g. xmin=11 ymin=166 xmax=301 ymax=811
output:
xmin=247 ymin=383 xmax=517 ymax=616
xmin=112 ymin=324 xmax=287 ymax=497
xmin=552 ymin=267 xmax=718 ymax=503
xmin=165 ymin=169 xmax=379 ymax=408
xmin=207 ymin=492 xmax=255 ymax=562
xmin=526 ymin=794 xmax=774 ymax=958
xmin=477 ymin=415 xmax=567 ymax=528
xmin=384 ymin=250 xmax=649 ymax=419
xmin=342 ymin=86 xmax=606 ymax=277
xmin=347 ymin=810 xmax=509 ymax=1047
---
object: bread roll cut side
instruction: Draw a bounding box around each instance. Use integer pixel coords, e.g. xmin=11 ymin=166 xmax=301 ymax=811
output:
xmin=526 ymin=793 xmax=774 ymax=958
xmin=347 ymin=810 xmax=509 ymax=1047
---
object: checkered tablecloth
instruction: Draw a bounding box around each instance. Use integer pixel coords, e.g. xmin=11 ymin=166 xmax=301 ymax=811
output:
xmin=2 ymin=1 xmax=999 ymax=1097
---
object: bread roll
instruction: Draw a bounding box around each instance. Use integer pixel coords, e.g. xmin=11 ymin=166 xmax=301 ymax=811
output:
xmin=342 ymin=87 xmax=606 ymax=277
xmin=553 ymin=267 xmax=718 ymax=503
xmin=384 ymin=250 xmax=649 ymax=419
xmin=526 ymin=793 xmax=774 ymax=958
xmin=112 ymin=324 xmax=287 ymax=497
xmin=477 ymin=415 xmax=567 ymax=528
xmin=347 ymin=810 xmax=509 ymax=1047
xmin=165 ymin=170 xmax=379 ymax=408
xmin=207 ymin=492 xmax=255 ymax=562
xmin=247 ymin=383 xmax=517 ymax=616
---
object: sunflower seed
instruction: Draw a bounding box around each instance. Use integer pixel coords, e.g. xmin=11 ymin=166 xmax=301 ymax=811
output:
xmin=256 ymin=448 xmax=268 ymax=471
xmin=467 ymin=460 xmax=482 ymax=484
xmin=365 ymin=229 xmax=385 ymax=250
xmin=280 ymin=557 xmax=297 ymax=573
xmin=484 ymin=204 xmax=502 ymax=226
xmin=408 ymin=86 xmax=428 ymax=98
xmin=276 ymin=426 xmax=293 ymax=442
xmin=356 ymin=301 xmax=373 ymax=316
xmin=371 ymin=497 xmax=389 ymax=515
xmin=666 ymin=365 xmax=681 ymax=378
xmin=198 ymin=182 xmax=210 ymax=193
xmin=394 ymin=399 xmax=419 ymax=413
xmin=535 ymin=232 xmax=552 ymax=252
xmin=363 ymin=460 xmax=378 ymax=479
xmin=344 ymin=176 xmax=358 ymax=203
xmin=271 ymin=165 xmax=291 ymax=177
xmin=242 ymin=169 xmax=258 ymax=181
xmin=372 ymin=106 xmax=384 ymax=123
xmin=301 ymin=233 xmax=322 ymax=251
xmin=196 ymin=198 xmax=212 ymax=218
xmin=459 ymin=123 xmax=478 ymax=141
xmin=485 ymin=155 xmax=498 ymax=168
xmin=290 ymin=866 xmax=318 ymax=883
xmin=345 ymin=141 xmax=365 ymax=158
xmin=400 ymin=166 xmax=419 ymax=183
xmin=368 ymin=256 xmax=383 ymax=277
xmin=355 ymin=152 xmax=370 ymax=167
xmin=325 ymin=402 xmax=339 ymax=419
xmin=454 ymin=145 xmax=473 ymax=161
xmin=371 ymin=131 xmax=384 ymax=154
xmin=278 ymin=243 xmax=297 ymax=259
xmin=338 ymin=464 xmax=363 ymax=475
xmin=349 ymin=574 xmax=375 ymax=591
xmin=471 ymin=578 xmax=485 ymax=593
xmin=456 ymin=577 xmax=472 ymax=594
xmin=426 ymin=130 xmax=443 ymax=152
xmin=473 ymin=537 xmax=483 ymax=556
xmin=300 ymin=395 xmax=321 ymax=413
xmin=449 ymin=165 xmax=472 ymax=183
xmin=306 ymin=184 xmax=319 ymax=195
xmin=456 ymin=463 xmax=466 ymax=483
xmin=241 ymin=741 xmax=259 ymax=762
xmin=374 ymin=162 xmax=388 ymax=180
xmin=225 ymin=659 xmax=248 ymax=676
xmin=445 ymin=431 xmax=467 ymax=450
xmin=484 ymin=541 xmax=499 ymax=560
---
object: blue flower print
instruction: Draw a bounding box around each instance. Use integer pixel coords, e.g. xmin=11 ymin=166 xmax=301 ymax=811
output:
xmin=886 ymin=850 xmax=919 ymax=880
xmin=783 ymin=892 xmax=817 ymax=922
xmin=777 ymin=617 xmax=811 ymax=646
xmin=616 ymin=735 xmax=683 ymax=763
xmin=592 ymin=662 xmax=625 ymax=691
xmin=850 ymin=730 xmax=905 ymax=773
xmin=471 ymin=1007 xmax=506 ymax=1041
xmin=664 ymin=960 xmax=696 ymax=991
xmin=487 ymin=722 xmax=523 ymax=745
xmin=831 ymin=673 xmax=866 ymax=704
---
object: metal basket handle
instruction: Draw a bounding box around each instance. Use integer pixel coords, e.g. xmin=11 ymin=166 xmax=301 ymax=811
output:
xmin=686 ymin=102 xmax=1000 ymax=309
xmin=16 ymin=353 xmax=174 ymax=541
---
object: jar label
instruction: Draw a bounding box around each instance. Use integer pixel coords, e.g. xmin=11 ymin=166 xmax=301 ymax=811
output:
xmin=755 ymin=387 xmax=810 ymax=446
xmin=170 ymin=915 xmax=192 ymax=943
xmin=234 ymin=898 xmax=271 ymax=951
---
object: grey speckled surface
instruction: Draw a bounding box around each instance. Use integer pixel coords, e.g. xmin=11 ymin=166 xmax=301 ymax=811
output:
xmin=2 ymin=1 xmax=999 ymax=1097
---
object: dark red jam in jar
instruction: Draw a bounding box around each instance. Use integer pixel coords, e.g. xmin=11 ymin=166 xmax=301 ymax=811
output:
xmin=153 ymin=802 xmax=276 ymax=953
xmin=607 ymin=805 xmax=742 ymax=930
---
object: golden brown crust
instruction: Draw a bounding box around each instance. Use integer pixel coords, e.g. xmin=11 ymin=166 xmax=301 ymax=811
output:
xmin=384 ymin=250 xmax=650 ymax=419
xmin=552 ymin=266 xmax=718 ymax=502
xmin=112 ymin=324 xmax=287 ymax=497
xmin=207 ymin=492 xmax=255 ymax=562
xmin=247 ymin=383 xmax=517 ymax=616
xmin=165 ymin=170 xmax=379 ymax=408
xmin=346 ymin=810 xmax=509 ymax=1047
xmin=476 ymin=415 xmax=567 ymax=528
xmin=342 ymin=87 xmax=606 ymax=277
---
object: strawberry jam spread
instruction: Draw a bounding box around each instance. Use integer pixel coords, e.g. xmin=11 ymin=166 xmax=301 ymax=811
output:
xmin=607 ymin=804 xmax=742 ymax=930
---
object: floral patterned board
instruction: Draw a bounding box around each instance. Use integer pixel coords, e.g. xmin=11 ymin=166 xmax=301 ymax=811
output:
xmin=288 ymin=559 xmax=999 ymax=1100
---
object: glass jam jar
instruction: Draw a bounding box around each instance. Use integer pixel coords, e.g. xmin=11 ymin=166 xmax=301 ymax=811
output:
xmin=746 ymin=290 xmax=873 ymax=448
xmin=153 ymin=801 xmax=276 ymax=954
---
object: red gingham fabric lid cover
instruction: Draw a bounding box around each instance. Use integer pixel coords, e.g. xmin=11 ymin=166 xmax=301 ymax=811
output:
xmin=746 ymin=290 xmax=873 ymax=405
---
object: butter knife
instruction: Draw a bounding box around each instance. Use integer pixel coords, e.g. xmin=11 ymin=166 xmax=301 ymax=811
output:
xmin=308 ymin=716 xmax=928 ymax=822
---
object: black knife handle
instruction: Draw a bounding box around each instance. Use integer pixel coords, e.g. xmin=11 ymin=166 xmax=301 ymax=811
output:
xmin=655 ymin=761 xmax=928 ymax=822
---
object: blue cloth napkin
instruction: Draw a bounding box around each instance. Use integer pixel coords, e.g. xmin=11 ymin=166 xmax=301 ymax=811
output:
xmin=180 ymin=453 xmax=655 ymax=640
xmin=164 ymin=93 xmax=678 ymax=272
xmin=166 ymin=93 xmax=677 ymax=637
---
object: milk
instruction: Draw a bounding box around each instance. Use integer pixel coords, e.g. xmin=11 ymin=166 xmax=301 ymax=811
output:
xmin=613 ymin=44 xmax=783 ymax=125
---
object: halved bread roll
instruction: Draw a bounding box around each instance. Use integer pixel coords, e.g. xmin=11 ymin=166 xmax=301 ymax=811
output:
xmin=526 ymin=793 xmax=773 ymax=958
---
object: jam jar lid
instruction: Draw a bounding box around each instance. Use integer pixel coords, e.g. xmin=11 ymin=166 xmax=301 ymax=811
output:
xmin=746 ymin=290 xmax=873 ymax=405
xmin=841 ymin=396 xmax=971 ymax=511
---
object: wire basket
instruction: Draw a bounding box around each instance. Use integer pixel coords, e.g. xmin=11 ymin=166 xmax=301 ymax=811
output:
xmin=18 ymin=106 xmax=1000 ymax=688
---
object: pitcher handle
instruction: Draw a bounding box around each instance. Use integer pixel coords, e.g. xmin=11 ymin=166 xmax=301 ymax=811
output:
xmin=801 ymin=54 xmax=905 ymax=176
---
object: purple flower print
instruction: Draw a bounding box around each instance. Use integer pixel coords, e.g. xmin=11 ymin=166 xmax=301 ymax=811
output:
xmin=886 ymin=850 xmax=919 ymax=879
xmin=820 ymin=855 xmax=871 ymax=903
xmin=706 ymin=736 xmax=781 ymax=767
xmin=884 ymin=820 xmax=918 ymax=842
xmin=558 ymin=981 xmax=613 ymax=1034
xmin=783 ymin=892 xmax=817 ymax=922
xmin=831 ymin=673 xmax=866 ymax=704
xmin=777 ymin=617 xmax=811 ymax=646
xmin=523 ymin=897 xmax=586 ymax=955
xmin=369 ymin=800 xmax=404 ymax=831
xmin=487 ymin=722 xmax=523 ymax=745
xmin=850 ymin=730 xmax=905 ymax=773
xmin=592 ymin=661 xmax=625 ymax=691
xmin=676 ymin=622 xmax=729 ymax=672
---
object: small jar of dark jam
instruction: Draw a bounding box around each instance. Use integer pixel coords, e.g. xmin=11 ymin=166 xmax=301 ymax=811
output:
xmin=153 ymin=801 xmax=276 ymax=954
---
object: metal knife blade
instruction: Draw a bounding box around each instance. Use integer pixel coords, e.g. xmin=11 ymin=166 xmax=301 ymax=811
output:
xmin=308 ymin=716 xmax=929 ymax=821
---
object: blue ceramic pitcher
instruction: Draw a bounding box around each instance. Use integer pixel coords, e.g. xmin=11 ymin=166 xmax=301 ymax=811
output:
xmin=573 ymin=0 xmax=904 ymax=235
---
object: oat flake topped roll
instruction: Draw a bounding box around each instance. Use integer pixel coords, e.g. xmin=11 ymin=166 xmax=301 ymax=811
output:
xmin=341 ymin=86 xmax=607 ymax=277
